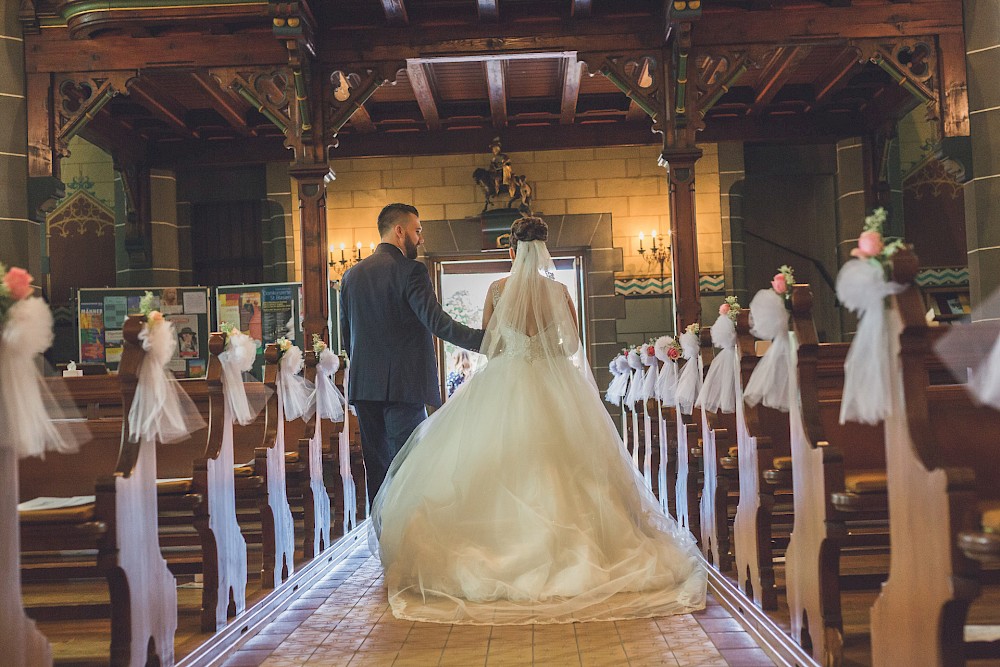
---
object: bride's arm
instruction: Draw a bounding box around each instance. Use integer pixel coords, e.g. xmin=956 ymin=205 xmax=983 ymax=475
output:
xmin=482 ymin=281 xmax=497 ymax=329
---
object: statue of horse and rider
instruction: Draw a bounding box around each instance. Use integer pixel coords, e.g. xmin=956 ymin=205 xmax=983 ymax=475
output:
xmin=472 ymin=137 xmax=533 ymax=214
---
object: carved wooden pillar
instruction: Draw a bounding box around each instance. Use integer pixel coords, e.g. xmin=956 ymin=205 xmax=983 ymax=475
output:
xmin=661 ymin=147 xmax=703 ymax=333
xmin=289 ymin=162 xmax=332 ymax=343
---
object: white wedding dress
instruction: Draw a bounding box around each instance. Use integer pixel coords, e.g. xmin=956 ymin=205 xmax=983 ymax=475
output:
xmin=371 ymin=240 xmax=706 ymax=625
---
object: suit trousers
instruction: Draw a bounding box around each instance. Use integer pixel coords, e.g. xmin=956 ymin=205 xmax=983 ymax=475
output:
xmin=353 ymin=400 xmax=427 ymax=502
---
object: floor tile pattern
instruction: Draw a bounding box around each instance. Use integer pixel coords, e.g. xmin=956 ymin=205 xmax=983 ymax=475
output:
xmin=224 ymin=546 xmax=774 ymax=666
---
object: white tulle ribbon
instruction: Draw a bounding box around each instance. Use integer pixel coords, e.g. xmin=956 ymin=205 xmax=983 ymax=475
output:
xmin=836 ymin=259 xmax=906 ymax=424
xmin=0 ymin=298 xmax=79 ymax=458
xmin=218 ymin=329 xmax=258 ymax=426
xmin=278 ymin=345 xmax=316 ymax=422
xmin=639 ymin=345 xmax=659 ymax=401
xmin=654 ymin=336 xmax=679 ymax=404
xmin=128 ymin=317 xmax=206 ymax=444
xmin=743 ymin=288 xmax=793 ymax=412
xmin=342 ymin=359 xmax=359 ymax=532
xmin=674 ymin=330 xmax=703 ymax=415
xmin=315 ymin=348 xmax=345 ymax=422
xmin=697 ymin=314 xmax=739 ymax=414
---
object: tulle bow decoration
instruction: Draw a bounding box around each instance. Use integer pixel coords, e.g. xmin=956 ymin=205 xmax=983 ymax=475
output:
xmin=836 ymin=259 xmax=906 ymax=424
xmin=743 ymin=289 xmax=793 ymax=412
xmin=697 ymin=314 xmax=739 ymax=414
xmin=605 ymin=355 xmax=629 ymax=404
xmin=674 ymin=330 xmax=703 ymax=415
xmin=315 ymin=348 xmax=346 ymax=422
xmin=623 ymin=349 xmax=645 ymax=408
xmin=218 ymin=329 xmax=260 ymax=426
xmin=654 ymin=335 xmax=679 ymax=404
xmin=0 ymin=296 xmax=81 ymax=458
xmin=639 ymin=343 xmax=660 ymax=402
xmin=128 ymin=316 xmax=206 ymax=444
xmin=277 ymin=345 xmax=316 ymax=422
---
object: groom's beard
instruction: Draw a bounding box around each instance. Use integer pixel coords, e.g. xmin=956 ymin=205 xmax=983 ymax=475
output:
xmin=404 ymin=237 xmax=419 ymax=259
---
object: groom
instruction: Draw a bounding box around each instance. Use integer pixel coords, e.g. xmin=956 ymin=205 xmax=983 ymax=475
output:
xmin=340 ymin=203 xmax=485 ymax=501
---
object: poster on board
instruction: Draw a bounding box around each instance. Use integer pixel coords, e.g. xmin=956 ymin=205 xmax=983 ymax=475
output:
xmin=216 ymin=282 xmax=305 ymax=378
xmin=77 ymin=286 xmax=211 ymax=377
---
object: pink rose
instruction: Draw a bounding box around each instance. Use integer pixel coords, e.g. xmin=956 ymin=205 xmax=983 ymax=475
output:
xmin=719 ymin=303 xmax=731 ymax=316
xmin=771 ymin=273 xmax=787 ymax=294
xmin=3 ymin=267 xmax=33 ymax=300
xmin=667 ymin=347 xmax=680 ymax=360
xmin=646 ymin=345 xmax=655 ymax=357
xmin=147 ymin=311 xmax=164 ymax=324
xmin=851 ymin=230 xmax=884 ymax=259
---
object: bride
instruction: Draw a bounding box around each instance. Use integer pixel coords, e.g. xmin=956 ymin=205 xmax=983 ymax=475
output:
xmin=371 ymin=216 xmax=706 ymax=625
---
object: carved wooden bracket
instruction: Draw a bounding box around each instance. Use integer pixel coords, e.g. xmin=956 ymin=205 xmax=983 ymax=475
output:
xmin=853 ymin=38 xmax=942 ymax=127
xmin=270 ymin=1 xmax=317 ymax=59
xmin=54 ymin=72 xmax=135 ymax=159
xmin=208 ymin=67 xmax=298 ymax=148
xmin=580 ymin=50 xmax=669 ymax=133
xmin=323 ymin=63 xmax=403 ymax=149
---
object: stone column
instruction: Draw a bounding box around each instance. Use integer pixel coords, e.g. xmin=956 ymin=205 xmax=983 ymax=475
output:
xmin=289 ymin=162 xmax=332 ymax=343
xmin=835 ymin=138 xmax=867 ymax=337
xmin=964 ymin=0 xmax=1000 ymax=318
xmin=661 ymin=147 xmax=703 ymax=332
xmin=115 ymin=167 xmax=180 ymax=286
xmin=719 ymin=142 xmax=748 ymax=306
xmin=0 ymin=8 xmax=37 ymax=274
xmin=265 ymin=162 xmax=294 ymax=282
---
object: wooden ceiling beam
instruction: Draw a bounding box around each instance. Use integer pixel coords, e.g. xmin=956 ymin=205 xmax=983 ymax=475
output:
xmin=478 ymin=0 xmax=499 ymax=21
xmin=559 ymin=57 xmax=582 ymax=125
xmin=349 ymin=104 xmax=377 ymax=133
xmin=811 ymin=48 xmax=862 ymax=108
xmin=406 ymin=61 xmax=442 ymax=131
xmin=25 ymin=30 xmax=287 ymax=73
xmin=190 ymin=71 xmax=256 ymax=136
xmin=127 ymin=77 xmax=199 ymax=139
xmin=380 ymin=0 xmax=408 ymax=25
xmin=485 ymin=59 xmax=507 ymax=129
xmin=750 ymin=45 xmax=812 ymax=115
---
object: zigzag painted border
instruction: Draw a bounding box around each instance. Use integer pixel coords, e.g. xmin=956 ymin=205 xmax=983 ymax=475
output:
xmin=915 ymin=266 xmax=969 ymax=287
xmin=615 ymin=274 xmax=725 ymax=296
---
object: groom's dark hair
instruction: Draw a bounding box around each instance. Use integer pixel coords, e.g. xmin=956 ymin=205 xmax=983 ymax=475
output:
xmin=378 ymin=203 xmax=420 ymax=237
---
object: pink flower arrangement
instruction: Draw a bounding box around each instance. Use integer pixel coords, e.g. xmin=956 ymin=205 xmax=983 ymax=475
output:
xmin=719 ymin=303 xmax=731 ymax=316
xmin=666 ymin=346 xmax=681 ymax=361
xmin=646 ymin=344 xmax=655 ymax=357
xmin=771 ymin=272 xmax=787 ymax=295
xmin=3 ymin=267 xmax=33 ymax=300
xmin=851 ymin=230 xmax=884 ymax=259
xmin=147 ymin=311 xmax=164 ymax=325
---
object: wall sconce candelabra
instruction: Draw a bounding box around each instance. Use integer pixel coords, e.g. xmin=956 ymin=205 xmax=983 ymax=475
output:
xmin=637 ymin=230 xmax=671 ymax=280
xmin=329 ymin=241 xmax=376 ymax=280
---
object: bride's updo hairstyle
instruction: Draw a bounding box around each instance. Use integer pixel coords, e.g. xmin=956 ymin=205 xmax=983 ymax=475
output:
xmin=510 ymin=216 xmax=548 ymax=251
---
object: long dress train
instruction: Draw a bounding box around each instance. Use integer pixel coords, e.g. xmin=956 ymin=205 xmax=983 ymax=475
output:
xmin=371 ymin=240 xmax=706 ymax=625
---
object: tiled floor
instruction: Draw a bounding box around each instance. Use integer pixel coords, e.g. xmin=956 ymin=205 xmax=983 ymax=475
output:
xmin=224 ymin=545 xmax=774 ymax=666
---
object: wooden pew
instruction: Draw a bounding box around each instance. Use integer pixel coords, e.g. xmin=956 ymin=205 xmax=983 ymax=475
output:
xmin=258 ymin=344 xmax=296 ymax=589
xmin=870 ymin=251 xmax=1000 ymax=666
xmin=785 ymin=284 xmax=891 ymax=666
xmin=700 ymin=402 xmax=738 ymax=572
xmin=99 ymin=316 xmax=179 ymax=666
xmin=191 ymin=332 xmax=250 ymax=632
xmin=732 ymin=309 xmax=793 ymax=611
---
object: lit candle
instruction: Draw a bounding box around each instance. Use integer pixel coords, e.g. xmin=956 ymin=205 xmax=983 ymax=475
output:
xmin=328 ymin=244 xmax=334 ymax=264
xmin=651 ymin=229 xmax=657 ymax=250
xmin=339 ymin=243 xmax=346 ymax=262
xmin=369 ymin=242 xmax=375 ymax=255
xmin=356 ymin=241 xmax=362 ymax=260
xmin=638 ymin=231 xmax=645 ymax=251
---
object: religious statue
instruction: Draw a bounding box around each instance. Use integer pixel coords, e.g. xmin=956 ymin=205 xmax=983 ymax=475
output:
xmin=473 ymin=137 xmax=533 ymax=214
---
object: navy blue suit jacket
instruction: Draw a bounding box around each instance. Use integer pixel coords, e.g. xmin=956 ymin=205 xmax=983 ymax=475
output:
xmin=340 ymin=243 xmax=485 ymax=408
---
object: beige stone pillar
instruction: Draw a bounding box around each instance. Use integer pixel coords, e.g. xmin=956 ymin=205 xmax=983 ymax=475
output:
xmin=964 ymin=0 xmax=1000 ymax=318
xmin=0 ymin=7 xmax=37 ymax=274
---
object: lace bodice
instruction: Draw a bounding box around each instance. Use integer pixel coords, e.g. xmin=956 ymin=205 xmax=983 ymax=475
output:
xmin=491 ymin=325 xmax=553 ymax=361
